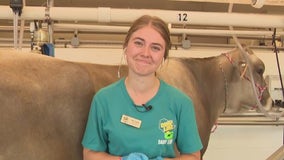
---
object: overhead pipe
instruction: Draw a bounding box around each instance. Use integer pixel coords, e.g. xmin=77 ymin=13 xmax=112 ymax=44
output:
xmin=1 ymin=23 xmax=284 ymax=37
xmin=1 ymin=6 xmax=46 ymax=20
xmin=170 ymin=0 xmax=283 ymax=6
xmin=169 ymin=28 xmax=284 ymax=37
xmin=1 ymin=5 xmax=284 ymax=28
xmin=53 ymin=23 xmax=284 ymax=37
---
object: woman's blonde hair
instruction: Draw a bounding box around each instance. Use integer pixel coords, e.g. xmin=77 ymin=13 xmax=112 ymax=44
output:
xmin=123 ymin=15 xmax=171 ymax=59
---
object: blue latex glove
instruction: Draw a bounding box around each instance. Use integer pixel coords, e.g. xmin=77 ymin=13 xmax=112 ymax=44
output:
xmin=150 ymin=156 xmax=164 ymax=160
xmin=122 ymin=152 xmax=149 ymax=160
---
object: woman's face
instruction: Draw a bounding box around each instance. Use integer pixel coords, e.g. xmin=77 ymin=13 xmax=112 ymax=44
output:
xmin=125 ymin=26 xmax=166 ymax=77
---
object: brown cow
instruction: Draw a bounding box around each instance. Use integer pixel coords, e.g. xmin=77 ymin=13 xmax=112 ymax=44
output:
xmin=0 ymin=46 xmax=273 ymax=160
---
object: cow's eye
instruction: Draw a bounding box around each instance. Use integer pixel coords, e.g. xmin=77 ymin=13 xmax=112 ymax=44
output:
xmin=239 ymin=60 xmax=246 ymax=66
xmin=239 ymin=61 xmax=246 ymax=69
xmin=257 ymin=68 xmax=264 ymax=75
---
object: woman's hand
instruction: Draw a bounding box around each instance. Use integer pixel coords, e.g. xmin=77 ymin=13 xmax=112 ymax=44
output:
xmin=122 ymin=152 xmax=149 ymax=160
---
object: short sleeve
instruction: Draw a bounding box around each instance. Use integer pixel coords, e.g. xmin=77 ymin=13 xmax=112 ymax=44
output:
xmin=176 ymin=96 xmax=203 ymax=153
xmin=81 ymin=94 xmax=107 ymax=151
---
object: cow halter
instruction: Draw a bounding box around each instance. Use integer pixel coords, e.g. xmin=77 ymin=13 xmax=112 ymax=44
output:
xmin=222 ymin=53 xmax=267 ymax=109
xmin=212 ymin=63 xmax=228 ymax=133
xmin=218 ymin=63 xmax=228 ymax=113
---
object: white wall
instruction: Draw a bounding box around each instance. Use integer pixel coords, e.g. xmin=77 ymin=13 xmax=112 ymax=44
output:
xmin=203 ymin=125 xmax=283 ymax=160
xmin=54 ymin=48 xmax=124 ymax=65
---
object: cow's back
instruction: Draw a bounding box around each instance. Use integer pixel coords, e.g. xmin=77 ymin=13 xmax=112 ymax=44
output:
xmin=0 ymin=51 xmax=95 ymax=160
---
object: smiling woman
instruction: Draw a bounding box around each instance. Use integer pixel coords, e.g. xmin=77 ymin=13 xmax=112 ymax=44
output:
xmin=125 ymin=26 xmax=165 ymax=77
xmin=81 ymin=15 xmax=203 ymax=160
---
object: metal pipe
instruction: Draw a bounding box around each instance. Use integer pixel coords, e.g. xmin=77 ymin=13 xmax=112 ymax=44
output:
xmin=12 ymin=12 xmax=19 ymax=49
xmin=1 ymin=5 xmax=284 ymax=28
xmin=19 ymin=19 xmax=25 ymax=49
xmin=2 ymin=23 xmax=284 ymax=37
xmin=53 ymin=24 xmax=284 ymax=37
xmin=170 ymin=0 xmax=282 ymax=7
xmin=18 ymin=0 xmax=26 ymax=50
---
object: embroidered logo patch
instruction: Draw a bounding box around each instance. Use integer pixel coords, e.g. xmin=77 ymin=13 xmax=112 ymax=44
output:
xmin=158 ymin=118 xmax=175 ymax=144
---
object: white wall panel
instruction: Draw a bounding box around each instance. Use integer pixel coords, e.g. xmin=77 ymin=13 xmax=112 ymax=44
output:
xmin=203 ymin=125 xmax=283 ymax=160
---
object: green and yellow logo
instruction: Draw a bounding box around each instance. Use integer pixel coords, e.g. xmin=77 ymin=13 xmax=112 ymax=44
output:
xmin=160 ymin=119 xmax=175 ymax=140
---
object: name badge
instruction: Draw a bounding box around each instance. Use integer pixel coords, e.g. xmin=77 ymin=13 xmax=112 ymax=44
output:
xmin=121 ymin=114 xmax=142 ymax=128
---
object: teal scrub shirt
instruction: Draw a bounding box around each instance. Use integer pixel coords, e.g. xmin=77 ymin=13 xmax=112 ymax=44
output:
xmin=82 ymin=78 xmax=202 ymax=158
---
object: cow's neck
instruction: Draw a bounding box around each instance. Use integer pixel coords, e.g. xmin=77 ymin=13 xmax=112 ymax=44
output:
xmin=195 ymin=54 xmax=237 ymax=120
xmin=217 ymin=52 xmax=240 ymax=113
xmin=204 ymin=57 xmax=230 ymax=119
xmin=218 ymin=62 xmax=229 ymax=113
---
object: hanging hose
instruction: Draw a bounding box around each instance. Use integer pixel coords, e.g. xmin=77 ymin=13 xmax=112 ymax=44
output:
xmin=12 ymin=12 xmax=19 ymax=49
xmin=10 ymin=0 xmax=23 ymax=49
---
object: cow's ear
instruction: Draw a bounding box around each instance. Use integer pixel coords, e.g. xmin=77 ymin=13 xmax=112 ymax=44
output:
xmin=243 ymin=45 xmax=254 ymax=55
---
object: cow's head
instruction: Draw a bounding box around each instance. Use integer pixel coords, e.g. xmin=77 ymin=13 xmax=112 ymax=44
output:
xmin=224 ymin=45 xmax=274 ymax=114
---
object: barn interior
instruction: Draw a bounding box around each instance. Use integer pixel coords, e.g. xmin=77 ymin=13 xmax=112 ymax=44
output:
xmin=0 ymin=0 xmax=284 ymax=159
